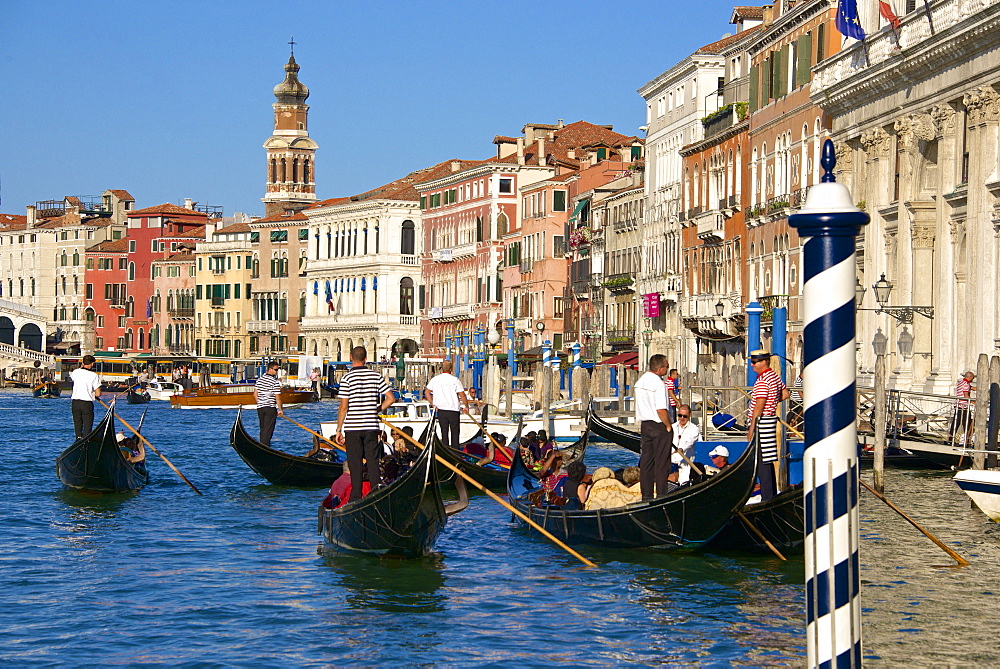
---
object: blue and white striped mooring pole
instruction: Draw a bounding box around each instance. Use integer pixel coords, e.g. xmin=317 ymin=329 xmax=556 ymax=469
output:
xmin=789 ymin=139 xmax=868 ymax=668
xmin=542 ymin=339 xmax=552 ymax=368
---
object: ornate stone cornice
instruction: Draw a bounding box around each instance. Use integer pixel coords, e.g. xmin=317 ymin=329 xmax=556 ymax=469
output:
xmin=963 ymin=86 xmax=1000 ymax=125
xmin=861 ymin=127 xmax=891 ymax=158
xmin=930 ymin=104 xmax=957 ymax=137
xmin=894 ymin=114 xmax=935 ymax=150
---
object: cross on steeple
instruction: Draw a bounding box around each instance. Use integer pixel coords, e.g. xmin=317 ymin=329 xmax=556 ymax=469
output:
xmin=288 ymin=36 xmax=295 ymax=56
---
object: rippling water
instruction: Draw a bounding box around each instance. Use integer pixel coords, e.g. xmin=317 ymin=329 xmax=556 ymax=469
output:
xmin=0 ymin=388 xmax=997 ymax=665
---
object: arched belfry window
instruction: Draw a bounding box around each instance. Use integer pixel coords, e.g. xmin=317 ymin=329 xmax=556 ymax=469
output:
xmin=399 ymin=277 xmax=414 ymax=315
xmin=401 ymin=220 xmax=415 ymax=255
xmin=303 ymin=159 xmax=311 ymax=184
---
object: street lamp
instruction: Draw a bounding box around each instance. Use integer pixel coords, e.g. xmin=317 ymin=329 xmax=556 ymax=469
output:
xmin=872 ymin=327 xmax=887 ymax=356
xmin=855 ymin=273 xmax=934 ymax=324
xmin=642 ymin=328 xmax=653 ymax=361
xmin=715 ymin=300 xmax=725 ymax=317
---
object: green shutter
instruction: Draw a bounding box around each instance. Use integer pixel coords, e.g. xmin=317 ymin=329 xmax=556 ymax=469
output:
xmin=419 ymin=196 xmax=426 ymax=210
xmin=749 ymin=65 xmax=759 ymax=113
xmin=798 ymin=34 xmax=812 ymax=86
xmin=553 ymin=190 xmax=566 ymax=212
xmin=816 ymin=24 xmax=825 ymax=62
xmin=196 ymin=284 xmax=203 ymax=300
xmin=761 ymin=57 xmax=771 ymax=103
xmin=250 ymin=231 xmax=259 ymax=242
xmin=234 ymin=283 xmax=240 ymax=299
xmin=298 ymin=228 xmax=308 ymax=240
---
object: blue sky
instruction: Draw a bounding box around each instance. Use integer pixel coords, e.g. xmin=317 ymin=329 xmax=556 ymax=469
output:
xmin=1 ymin=0 xmax=737 ymax=218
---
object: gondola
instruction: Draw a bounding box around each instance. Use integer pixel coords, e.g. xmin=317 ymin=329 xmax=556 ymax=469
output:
xmin=230 ymin=406 xmax=344 ymax=487
xmin=506 ymin=431 xmax=760 ymax=549
xmin=705 ymin=484 xmax=804 ymax=553
xmin=432 ymin=420 xmax=529 ymax=490
xmin=55 ymin=402 xmax=149 ymax=492
xmin=126 ymin=388 xmax=151 ymax=404
xmin=32 ymin=381 xmax=62 ymax=398
xmin=587 ymin=406 xmax=640 ymax=453
xmin=317 ymin=420 xmax=458 ymax=558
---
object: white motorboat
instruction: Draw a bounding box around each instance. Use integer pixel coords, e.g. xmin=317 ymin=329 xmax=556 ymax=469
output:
xmin=954 ymin=469 xmax=1000 ymax=522
xmin=145 ymin=380 xmax=183 ymax=401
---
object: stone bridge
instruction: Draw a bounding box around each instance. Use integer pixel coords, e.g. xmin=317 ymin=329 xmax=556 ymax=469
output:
xmin=0 ymin=299 xmax=54 ymax=369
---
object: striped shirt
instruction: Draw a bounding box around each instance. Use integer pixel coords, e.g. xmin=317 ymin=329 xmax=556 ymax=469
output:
xmin=748 ymin=367 xmax=786 ymax=420
xmin=340 ymin=366 xmax=392 ymax=431
xmin=956 ymin=377 xmax=973 ymax=409
xmin=790 ymin=374 xmax=803 ymax=403
xmin=667 ymin=376 xmax=681 ymax=407
xmin=254 ymin=373 xmax=282 ymax=408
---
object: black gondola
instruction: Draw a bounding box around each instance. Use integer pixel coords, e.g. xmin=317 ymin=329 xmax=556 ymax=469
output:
xmin=705 ymin=484 xmax=805 ymax=553
xmin=230 ymin=406 xmax=344 ymax=487
xmin=317 ymin=420 xmax=454 ymax=558
xmin=126 ymin=388 xmax=151 ymax=404
xmin=56 ymin=402 xmax=149 ymax=492
xmin=432 ymin=419 xmax=531 ymax=490
xmin=587 ymin=406 xmax=640 ymax=453
xmin=507 ymin=431 xmax=760 ymax=549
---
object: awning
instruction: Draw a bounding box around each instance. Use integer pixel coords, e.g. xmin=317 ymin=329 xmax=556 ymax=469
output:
xmin=568 ymin=199 xmax=588 ymax=224
xmin=597 ymin=351 xmax=639 ymax=368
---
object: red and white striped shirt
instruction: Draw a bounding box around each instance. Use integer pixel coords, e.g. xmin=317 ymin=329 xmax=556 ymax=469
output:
xmin=749 ymin=367 xmax=786 ymax=419
xmin=956 ymin=377 xmax=973 ymax=409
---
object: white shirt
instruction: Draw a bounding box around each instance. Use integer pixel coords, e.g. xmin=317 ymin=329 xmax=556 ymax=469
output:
xmin=634 ymin=371 xmax=668 ymax=423
xmin=672 ymin=420 xmax=701 ymax=456
xmin=70 ymin=367 xmax=101 ymax=401
xmin=425 ymin=373 xmax=465 ymax=412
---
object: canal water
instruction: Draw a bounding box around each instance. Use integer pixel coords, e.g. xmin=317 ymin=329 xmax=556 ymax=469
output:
xmin=1 ymin=388 xmax=998 ymax=665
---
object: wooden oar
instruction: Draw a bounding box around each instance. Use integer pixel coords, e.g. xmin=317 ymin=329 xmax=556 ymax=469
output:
xmin=97 ymin=398 xmax=202 ymax=495
xmin=281 ymin=414 xmax=346 ymax=453
xmin=670 ymin=437 xmax=786 ymax=561
xmin=858 ymin=478 xmax=969 ymax=566
xmin=382 ymin=417 xmax=597 ymax=568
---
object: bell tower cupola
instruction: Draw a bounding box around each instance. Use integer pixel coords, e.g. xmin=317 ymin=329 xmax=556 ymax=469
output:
xmin=263 ymin=39 xmax=318 ymax=216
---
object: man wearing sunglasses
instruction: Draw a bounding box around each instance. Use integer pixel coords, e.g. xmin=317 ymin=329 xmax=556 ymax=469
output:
xmin=671 ymin=404 xmax=700 ymax=484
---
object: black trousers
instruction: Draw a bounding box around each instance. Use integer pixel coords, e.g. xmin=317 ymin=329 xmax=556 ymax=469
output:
xmin=72 ymin=399 xmax=95 ymax=439
xmin=639 ymin=420 xmax=673 ymax=500
xmin=345 ymin=429 xmax=382 ymax=501
xmin=257 ymin=406 xmax=277 ymax=445
xmin=438 ymin=409 xmax=461 ymax=451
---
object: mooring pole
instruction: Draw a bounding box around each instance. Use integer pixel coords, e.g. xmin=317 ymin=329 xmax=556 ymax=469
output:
xmin=789 ymin=139 xmax=869 ymax=669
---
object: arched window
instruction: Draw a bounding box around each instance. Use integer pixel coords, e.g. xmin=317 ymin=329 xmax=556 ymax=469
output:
xmin=139 ymin=328 xmax=145 ymax=350
xmin=72 ymin=251 xmax=80 ymax=265
xmin=128 ymin=261 xmax=135 ymax=281
xmin=270 ymin=158 xmax=277 ymax=183
xmin=303 ymin=159 xmax=311 ymax=184
xmin=401 ymin=220 xmax=415 ymax=255
xmin=399 ymin=277 xmax=414 ymax=315
xmin=497 ymin=213 xmax=508 ymax=237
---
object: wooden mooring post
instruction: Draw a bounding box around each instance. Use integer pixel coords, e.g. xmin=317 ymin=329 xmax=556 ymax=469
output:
xmin=872 ymin=353 xmax=888 ymax=493
xmin=973 ymin=354 xmax=990 ymax=470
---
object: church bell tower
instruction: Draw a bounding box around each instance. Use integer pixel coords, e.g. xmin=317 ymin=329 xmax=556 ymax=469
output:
xmin=263 ymin=43 xmax=318 ymax=216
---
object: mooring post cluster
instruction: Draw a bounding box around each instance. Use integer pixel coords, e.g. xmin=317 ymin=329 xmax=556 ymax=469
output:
xmin=789 ymin=139 xmax=869 ymax=668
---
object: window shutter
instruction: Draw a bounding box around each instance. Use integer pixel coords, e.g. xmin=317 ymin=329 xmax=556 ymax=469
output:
xmin=196 ymin=285 xmax=203 ymax=300
xmin=418 ymin=284 xmax=425 ymax=310
xmin=761 ymin=57 xmax=771 ymax=103
xmin=797 ymin=34 xmax=812 ymax=86
xmin=816 ymin=24 xmax=825 ymax=62
xmin=749 ymin=65 xmax=759 ymax=113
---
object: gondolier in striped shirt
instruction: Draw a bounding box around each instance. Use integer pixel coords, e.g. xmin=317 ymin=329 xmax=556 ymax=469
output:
xmin=747 ymin=350 xmax=788 ymax=502
xmin=254 ymin=361 xmax=284 ymax=446
xmin=335 ymin=346 xmax=397 ymax=502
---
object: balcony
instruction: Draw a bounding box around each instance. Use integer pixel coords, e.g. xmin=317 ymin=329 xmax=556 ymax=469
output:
xmin=246 ymin=320 xmax=281 ymax=332
xmin=168 ymin=308 xmax=194 ymax=318
xmin=399 ymin=315 xmax=417 ymax=325
xmin=519 ymin=259 xmax=533 ymax=274
xmin=580 ymin=316 xmax=602 ymax=335
xmin=696 ymin=211 xmax=725 ymax=242
xmin=401 ymin=254 xmax=419 ymax=265
xmin=613 ymin=217 xmax=641 ymax=233
xmin=210 ymin=297 xmax=225 ymax=307
xmin=601 ymin=273 xmax=635 ymax=295
xmin=435 ymin=249 xmax=453 ymax=263
xmin=606 ymin=329 xmax=635 ymax=349
xmin=572 ymin=280 xmax=592 ymax=299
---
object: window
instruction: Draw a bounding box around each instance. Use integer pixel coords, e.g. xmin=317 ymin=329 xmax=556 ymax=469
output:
xmin=553 ymin=296 xmax=564 ymax=319
xmin=553 ymin=235 xmax=566 ymax=257
xmin=86 ymin=284 xmax=93 ymax=299
xmin=129 ymin=240 xmax=136 ymax=253
xmin=298 ymin=228 xmax=308 ymax=240
xmin=401 ymin=220 xmax=415 ymax=255
xmin=499 ymin=178 xmax=513 ymax=193
xmin=250 ymin=232 xmax=260 ymax=243
xmin=400 ymin=277 xmax=414 ymax=315
xmin=270 ymin=230 xmax=288 ymax=242
xmin=553 ymin=190 xmax=567 ymax=212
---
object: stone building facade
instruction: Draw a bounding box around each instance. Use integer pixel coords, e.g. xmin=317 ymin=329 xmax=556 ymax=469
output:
xmin=812 ymin=0 xmax=1000 ymax=391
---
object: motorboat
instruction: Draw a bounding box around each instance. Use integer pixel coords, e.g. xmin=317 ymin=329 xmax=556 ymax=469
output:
xmin=145 ymin=380 xmax=183 ymax=401
xmin=954 ymin=469 xmax=1000 ymax=522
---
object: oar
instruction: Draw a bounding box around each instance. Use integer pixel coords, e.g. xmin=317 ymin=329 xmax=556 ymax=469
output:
xmin=382 ymin=417 xmax=597 ymax=568
xmin=96 ymin=397 xmax=202 ymax=495
xmin=281 ymin=414 xmax=347 ymax=453
xmin=751 ymin=392 xmax=969 ymax=566
xmin=670 ymin=436 xmax=786 ymax=561
xmin=858 ymin=478 xmax=969 ymax=566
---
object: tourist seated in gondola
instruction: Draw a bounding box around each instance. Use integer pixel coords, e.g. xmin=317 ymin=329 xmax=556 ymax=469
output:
xmin=537 ymin=449 xmax=567 ymax=499
xmin=556 ymin=460 xmax=589 ymax=509
xmin=707 ymin=445 xmax=730 ymax=472
xmin=519 ymin=437 xmax=540 ymax=471
xmin=116 ymin=431 xmax=146 ymax=470
xmin=322 ymin=461 xmax=373 ymax=509
xmin=475 ymin=432 xmax=511 ymax=467
xmin=536 ymin=430 xmax=554 ymax=459
xmin=381 ymin=433 xmax=419 ymax=483
xmin=584 ymin=467 xmax=642 ymax=510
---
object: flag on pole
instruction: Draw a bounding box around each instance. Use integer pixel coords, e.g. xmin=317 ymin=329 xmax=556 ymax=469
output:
xmin=836 ymin=0 xmax=867 ymax=40
xmin=325 ymin=280 xmax=334 ymax=312
xmin=879 ymin=0 xmax=901 ymax=29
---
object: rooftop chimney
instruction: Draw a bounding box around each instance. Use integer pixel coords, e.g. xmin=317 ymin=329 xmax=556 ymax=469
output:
xmin=516 ymin=138 xmax=525 ymax=166
xmin=26 ymin=205 xmax=36 ymax=229
xmin=184 ymin=198 xmax=196 ymax=210
xmin=567 ymin=148 xmax=576 ymax=160
xmin=537 ymin=138 xmax=545 ymax=166
xmin=557 ymin=119 xmax=564 ymax=129
xmin=451 ymin=160 xmax=462 ymax=172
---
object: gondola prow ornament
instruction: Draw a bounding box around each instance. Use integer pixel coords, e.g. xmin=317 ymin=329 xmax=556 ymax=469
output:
xmin=789 ymin=139 xmax=868 ymax=668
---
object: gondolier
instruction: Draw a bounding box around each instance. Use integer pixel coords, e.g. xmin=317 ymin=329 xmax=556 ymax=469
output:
xmin=335 ymin=346 xmax=397 ymax=502
xmin=424 ymin=360 xmax=470 ymax=451
xmin=635 ymin=354 xmax=673 ymax=500
xmin=253 ymin=362 xmax=284 ymax=446
xmin=70 ymin=354 xmax=102 ymax=439
xmin=747 ymin=350 xmax=789 ymax=501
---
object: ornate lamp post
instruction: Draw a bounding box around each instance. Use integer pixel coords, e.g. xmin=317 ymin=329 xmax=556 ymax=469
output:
xmin=856 ymin=273 xmax=934 ymax=324
xmin=642 ymin=328 xmax=653 ymax=362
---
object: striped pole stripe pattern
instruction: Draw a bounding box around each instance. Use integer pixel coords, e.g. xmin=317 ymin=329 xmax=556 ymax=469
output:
xmin=571 ymin=342 xmax=581 ymax=368
xmin=789 ymin=139 xmax=869 ymax=669
xmin=542 ymin=339 xmax=552 ymax=369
